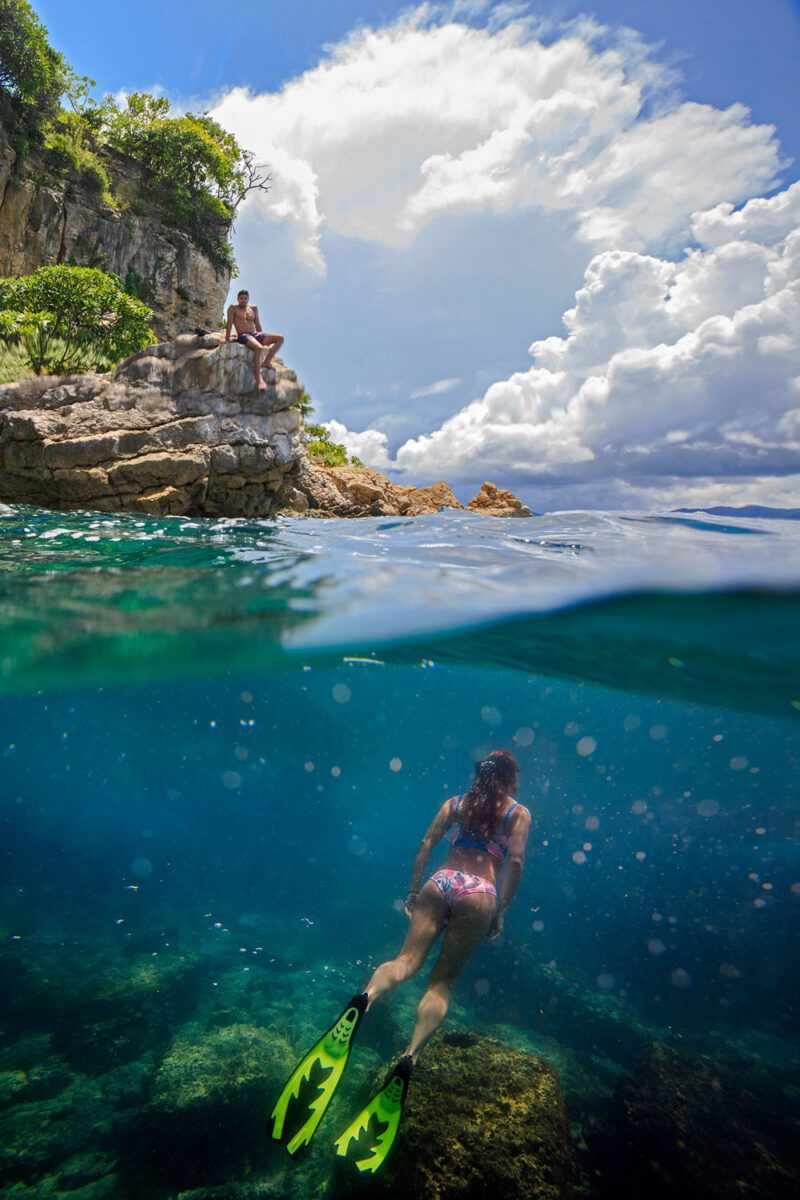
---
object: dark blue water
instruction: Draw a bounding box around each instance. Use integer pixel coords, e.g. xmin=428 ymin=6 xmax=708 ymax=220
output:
xmin=1 ymin=504 xmax=799 ymax=1198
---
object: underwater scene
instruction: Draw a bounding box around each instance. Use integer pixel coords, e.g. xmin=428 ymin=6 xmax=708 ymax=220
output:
xmin=1 ymin=503 xmax=799 ymax=1200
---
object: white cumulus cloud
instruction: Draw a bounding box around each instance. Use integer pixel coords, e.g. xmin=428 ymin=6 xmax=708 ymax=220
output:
xmin=211 ymin=6 xmax=781 ymax=272
xmin=390 ymin=182 xmax=800 ymax=505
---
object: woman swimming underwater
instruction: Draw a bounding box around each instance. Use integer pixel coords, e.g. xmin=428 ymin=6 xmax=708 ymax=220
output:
xmin=269 ymin=749 xmax=531 ymax=1174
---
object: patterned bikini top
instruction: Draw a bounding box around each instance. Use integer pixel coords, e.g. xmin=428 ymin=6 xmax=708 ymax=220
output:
xmin=450 ymin=794 xmax=520 ymax=861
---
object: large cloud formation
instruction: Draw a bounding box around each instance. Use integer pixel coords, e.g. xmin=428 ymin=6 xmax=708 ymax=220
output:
xmin=212 ymin=6 xmax=781 ymax=272
xmin=212 ymin=4 xmax=798 ymax=508
xmin=393 ymin=182 xmax=800 ymax=504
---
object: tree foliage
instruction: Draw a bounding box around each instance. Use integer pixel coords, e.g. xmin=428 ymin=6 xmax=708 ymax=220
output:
xmin=0 ymin=0 xmax=64 ymax=108
xmin=0 ymin=265 xmax=154 ymax=375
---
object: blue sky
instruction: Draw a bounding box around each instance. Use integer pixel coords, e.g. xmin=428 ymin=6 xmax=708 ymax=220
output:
xmin=35 ymin=1 xmax=800 ymax=508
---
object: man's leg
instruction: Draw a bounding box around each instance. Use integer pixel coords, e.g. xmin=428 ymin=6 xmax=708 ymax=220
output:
xmin=243 ymin=335 xmax=267 ymax=389
xmin=260 ymin=333 xmax=284 ymax=370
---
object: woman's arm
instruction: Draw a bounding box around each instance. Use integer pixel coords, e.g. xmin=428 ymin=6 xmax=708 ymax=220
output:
xmin=405 ymin=797 xmax=456 ymax=914
xmin=490 ymin=805 xmax=531 ymax=939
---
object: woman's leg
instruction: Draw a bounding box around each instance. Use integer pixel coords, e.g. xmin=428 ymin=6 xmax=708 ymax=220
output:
xmin=404 ymin=891 xmax=495 ymax=1060
xmin=365 ymin=880 xmax=448 ymax=1009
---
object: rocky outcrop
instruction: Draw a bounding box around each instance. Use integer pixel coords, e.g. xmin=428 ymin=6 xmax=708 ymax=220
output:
xmin=291 ymin=462 xmax=532 ymax=518
xmin=467 ymin=480 xmax=533 ymax=516
xmin=332 ymin=1031 xmax=572 ymax=1200
xmin=0 ymin=334 xmax=534 ymax=519
xmin=0 ymin=334 xmax=306 ymax=517
xmin=0 ymin=129 xmax=229 ymax=339
xmin=289 ymin=461 xmax=464 ymax=517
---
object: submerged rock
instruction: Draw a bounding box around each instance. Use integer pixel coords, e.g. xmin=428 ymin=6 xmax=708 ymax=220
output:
xmin=332 ymin=1030 xmax=572 ymax=1200
xmin=593 ymin=1042 xmax=800 ymax=1200
xmin=52 ymin=952 xmax=207 ymax=1072
xmin=0 ymin=334 xmax=305 ymax=517
xmin=140 ymin=1023 xmax=293 ymax=1184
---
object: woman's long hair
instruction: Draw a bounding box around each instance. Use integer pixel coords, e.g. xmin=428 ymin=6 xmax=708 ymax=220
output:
xmin=460 ymin=749 xmax=519 ymax=836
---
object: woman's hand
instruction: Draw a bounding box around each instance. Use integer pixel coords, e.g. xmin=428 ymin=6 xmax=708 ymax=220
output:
xmin=404 ymin=889 xmax=419 ymax=918
xmin=487 ymin=911 xmax=504 ymax=941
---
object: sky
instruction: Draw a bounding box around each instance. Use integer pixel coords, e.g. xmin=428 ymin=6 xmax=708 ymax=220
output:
xmin=37 ymin=0 xmax=800 ymax=509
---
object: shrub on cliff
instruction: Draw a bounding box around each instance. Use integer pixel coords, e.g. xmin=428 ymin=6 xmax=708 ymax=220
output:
xmin=0 ymin=265 xmax=154 ymax=375
xmin=305 ymin=422 xmax=363 ymax=468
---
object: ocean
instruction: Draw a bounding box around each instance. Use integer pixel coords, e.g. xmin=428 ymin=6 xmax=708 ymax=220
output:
xmin=1 ymin=503 xmax=799 ymax=1199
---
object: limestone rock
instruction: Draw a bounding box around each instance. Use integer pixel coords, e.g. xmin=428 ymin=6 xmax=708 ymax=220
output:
xmin=467 ymin=481 xmax=532 ymax=516
xmin=0 ymin=334 xmax=305 ymax=518
xmin=0 ymin=131 xmax=229 ymax=339
xmin=332 ymin=1031 xmax=572 ymax=1200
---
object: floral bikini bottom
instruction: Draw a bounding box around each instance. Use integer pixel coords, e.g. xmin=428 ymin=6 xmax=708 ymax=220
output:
xmin=430 ymin=868 xmax=497 ymax=905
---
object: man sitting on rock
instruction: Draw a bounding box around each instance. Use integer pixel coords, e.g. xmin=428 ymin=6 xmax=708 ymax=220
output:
xmin=224 ymin=289 xmax=284 ymax=390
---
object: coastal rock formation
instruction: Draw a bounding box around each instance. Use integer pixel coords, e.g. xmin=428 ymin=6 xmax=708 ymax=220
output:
xmin=0 ymin=130 xmax=229 ymax=339
xmin=331 ymin=1031 xmax=572 ymax=1200
xmin=291 ymin=461 xmax=464 ymax=517
xmin=0 ymin=334 xmax=306 ymax=518
xmin=467 ymin=480 xmax=533 ymax=517
xmin=0 ymin=333 xmax=533 ymax=519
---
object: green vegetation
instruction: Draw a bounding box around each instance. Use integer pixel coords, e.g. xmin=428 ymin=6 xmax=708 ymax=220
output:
xmin=0 ymin=339 xmax=32 ymax=383
xmin=0 ymin=264 xmax=154 ymax=375
xmin=293 ymin=392 xmax=363 ymax=467
xmin=305 ymin=423 xmax=363 ymax=468
xmin=0 ymin=0 xmax=63 ymax=121
xmin=0 ymin=2 xmax=270 ymax=268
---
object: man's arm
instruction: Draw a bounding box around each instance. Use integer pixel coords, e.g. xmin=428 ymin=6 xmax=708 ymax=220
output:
xmin=253 ymin=305 xmax=263 ymax=333
xmin=492 ymin=806 xmax=531 ymax=938
xmin=405 ymin=797 xmax=456 ymax=913
xmin=224 ymin=306 xmax=234 ymax=342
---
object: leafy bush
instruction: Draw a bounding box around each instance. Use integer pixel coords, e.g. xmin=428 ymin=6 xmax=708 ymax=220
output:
xmin=79 ymin=154 xmax=109 ymax=194
xmin=0 ymin=264 xmax=154 ymax=375
xmin=43 ymin=130 xmax=80 ymax=174
xmin=304 ymin=421 xmax=362 ymax=468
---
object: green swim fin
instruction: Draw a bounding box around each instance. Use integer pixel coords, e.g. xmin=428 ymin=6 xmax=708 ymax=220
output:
xmin=334 ymin=1054 xmax=413 ymax=1175
xmin=268 ymin=991 xmax=368 ymax=1155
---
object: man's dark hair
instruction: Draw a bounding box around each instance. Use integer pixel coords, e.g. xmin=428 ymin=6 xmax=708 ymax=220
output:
xmin=237 ymin=289 xmax=249 ymax=297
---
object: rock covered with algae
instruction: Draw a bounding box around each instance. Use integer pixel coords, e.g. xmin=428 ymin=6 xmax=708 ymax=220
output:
xmin=140 ymin=1022 xmax=294 ymax=1183
xmin=593 ymin=1041 xmax=800 ymax=1200
xmin=333 ymin=1030 xmax=572 ymax=1200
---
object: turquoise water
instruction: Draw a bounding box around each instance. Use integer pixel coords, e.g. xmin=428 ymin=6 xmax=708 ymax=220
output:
xmin=1 ymin=504 xmax=799 ymax=1197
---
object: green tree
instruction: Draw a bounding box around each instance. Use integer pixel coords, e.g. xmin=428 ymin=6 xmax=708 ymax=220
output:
xmin=0 ymin=0 xmax=64 ymax=107
xmin=0 ymin=264 xmax=154 ymax=375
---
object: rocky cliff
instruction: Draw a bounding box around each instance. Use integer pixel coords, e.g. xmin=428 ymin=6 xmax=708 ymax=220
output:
xmin=0 ymin=334 xmax=305 ymax=517
xmin=0 ymin=128 xmax=230 ymax=339
xmin=0 ymin=333 xmax=531 ymax=519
